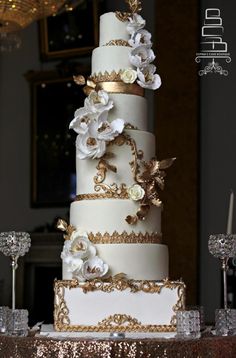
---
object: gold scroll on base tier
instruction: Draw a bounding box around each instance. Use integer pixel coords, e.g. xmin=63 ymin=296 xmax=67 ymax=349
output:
xmin=54 ymin=278 xmax=186 ymax=332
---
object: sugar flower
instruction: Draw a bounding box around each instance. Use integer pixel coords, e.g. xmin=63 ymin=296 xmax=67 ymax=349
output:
xmin=127 ymin=13 xmax=146 ymax=34
xmin=137 ymin=65 xmax=162 ymax=90
xmin=129 ymin=45 xmax=155 ymax=68
xmin=128 ymin=29 xmax=152 ymax=48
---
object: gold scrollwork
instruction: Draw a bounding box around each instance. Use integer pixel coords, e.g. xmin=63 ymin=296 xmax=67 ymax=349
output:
xmin=94 ymin=183 xmax=129 ymax=199
xmin=54 ymin=278 xmax=185 ymax=332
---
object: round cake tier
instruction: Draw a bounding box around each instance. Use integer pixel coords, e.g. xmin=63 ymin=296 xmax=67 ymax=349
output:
xmin=76 ymin=129 xmax=155 ymax=195
xmin=92 ymin=46 xmax=133 ymax=75
xmin=63 ymin=243 xmax=168 ymax=281
xmin=109 ymin=93 xmax=147 ymax=131
xmin=99 ymin=12 xmax=129 ymax=46
xmin=70 ymin=199 xmax=161 ymax=234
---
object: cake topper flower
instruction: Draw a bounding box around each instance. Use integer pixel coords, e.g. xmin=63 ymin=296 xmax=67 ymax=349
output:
xmin=137 ymin=65 xmax=162 ymax=90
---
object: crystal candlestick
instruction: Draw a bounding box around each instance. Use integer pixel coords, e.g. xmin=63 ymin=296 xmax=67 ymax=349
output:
xmin=208 ymin=234 xmax=236 ymax=309
xmin=0 ymin=232 xmax=31 ymax=309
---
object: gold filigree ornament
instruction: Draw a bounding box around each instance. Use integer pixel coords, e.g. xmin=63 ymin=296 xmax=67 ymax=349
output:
xmin=56 ymin=218 xmax=75 ymax=241
xmin=116 ymin=0 xmax=142 ymax=22
xmin=54 ymin=278 xmax=185 ymax=332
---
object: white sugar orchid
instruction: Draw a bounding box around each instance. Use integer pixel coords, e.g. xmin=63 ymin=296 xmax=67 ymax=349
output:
xmin=74 ymin=256 xmax=109 ymax=282
xmin=84 ymin=90 xmax=113 ymax=113
xmin=76 ymin=111 xmax=125 ymax=160
xmin=129 ymin=45 xmax=155 ymax=68
xmin=128 ymin=29 xmax=152 ymax=48
xmin=127 ymin=13 xmax=146 ymax=34
xmin=137 ymin=65 xmax=162 ymax=90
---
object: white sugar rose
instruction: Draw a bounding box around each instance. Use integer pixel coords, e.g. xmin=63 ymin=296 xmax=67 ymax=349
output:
xmin=85 ymin=90 xmax=113 ymax=113
xmin=121 ymin=68 xmax=137 ymax=84
xmin=128 ymin=184 xmax=145 ymax=201
xmin=73 ymin=256 xmax=109 ymax=282
xmin=128 ymin=29 xmax=152 ymax=48
xmin=129 ymin=45 xmax=155 ymax=68
xmin=137 ymin=65 xmax=162 ymax=90
xmin=127 ymin=13 xmax=146 ymax=34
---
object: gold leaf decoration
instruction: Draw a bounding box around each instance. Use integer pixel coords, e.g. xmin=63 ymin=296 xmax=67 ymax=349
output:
xmin=56 ymin=218 xmax=75 ymax=241
xmin=73 ymin=75 xmax=86 ymax=86
xmin=116 ymin=0 xmax=142 ymax=22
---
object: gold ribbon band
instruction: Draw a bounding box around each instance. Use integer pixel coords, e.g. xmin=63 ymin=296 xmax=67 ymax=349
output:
xmin=87 ymin=231 xmax=162 ymax=244
xmin=95 ymin=82 xmax=144 ymax=97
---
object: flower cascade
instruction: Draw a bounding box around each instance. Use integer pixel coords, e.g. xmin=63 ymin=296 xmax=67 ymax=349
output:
xmin=69 ymin=90 xmax=125 ymax=159
xmin=121 ymin=13 xmax=161 ymax=90
xmin=58 ymin=219 xmax=109 ymax=282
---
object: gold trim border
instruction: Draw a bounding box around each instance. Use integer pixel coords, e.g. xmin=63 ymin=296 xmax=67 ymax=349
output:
xmin=54 ymin=279 xmax=186 ymax=332
xmin=87 ymin=231 xmax=162 ymax=244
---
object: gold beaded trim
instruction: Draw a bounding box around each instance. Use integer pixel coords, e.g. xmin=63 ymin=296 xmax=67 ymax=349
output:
xmin=87 ymin=231 xmax=162 ymax=244
xmin=104 ymin=39 xmax=131 ymax=47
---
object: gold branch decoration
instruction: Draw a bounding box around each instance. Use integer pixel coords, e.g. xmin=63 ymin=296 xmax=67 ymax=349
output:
xmin=56 ymin=218 xmax=75 ymax=241
xmin=116 ymin=0 xmax=142 ymax=22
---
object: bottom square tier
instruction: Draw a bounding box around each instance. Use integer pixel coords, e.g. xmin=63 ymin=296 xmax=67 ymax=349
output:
xmin=54 ymin=278 xmax=186 ymax=332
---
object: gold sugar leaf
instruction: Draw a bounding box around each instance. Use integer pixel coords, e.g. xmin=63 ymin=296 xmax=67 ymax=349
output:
xmin=126 ymin=215 xmax=138 ymax=225
xmin=73 ymin=75 xmax=86 ymax=86
xmin=159 ymin=158 xmax=176 ymax=170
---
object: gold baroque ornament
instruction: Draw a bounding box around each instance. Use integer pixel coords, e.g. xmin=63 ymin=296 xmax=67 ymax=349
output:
xmin=116 ymin=0 xmax=142 ymax=22
xmin=54 ymin=278 xmax=185 ymax=332
xmin=87 ymin=231 xmax=162 ymax=244
xmin=104 ymin=39 xmax=131 ymax=47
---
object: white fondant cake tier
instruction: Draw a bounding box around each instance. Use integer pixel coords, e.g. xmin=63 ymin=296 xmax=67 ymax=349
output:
xmin=99 ymin=12 xmax=129 ymax=46
xmin=63 ymin=243 xmax=168 ymax=281
xmin=92 ymin=46 xmax=133 ymax=75
xmin=76 ymin=129 xmax=155 ymax=195
xmin=54 ymin=280 xmax=186 ymax=332
xmin=70 ymin=200 xmax=161 ymax=235
xmin=109 ymin=94 xmax=147 ymax=131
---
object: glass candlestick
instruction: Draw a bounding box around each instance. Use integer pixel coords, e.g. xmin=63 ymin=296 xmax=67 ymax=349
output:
xmin=0 ymin=232 xmax=31 ymax=309
xmin=208 ymin=234 xmax=236 ymax=309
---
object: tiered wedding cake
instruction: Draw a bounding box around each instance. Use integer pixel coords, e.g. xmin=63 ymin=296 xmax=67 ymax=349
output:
xmin=54 ymin=0 xmax=185 ymax=332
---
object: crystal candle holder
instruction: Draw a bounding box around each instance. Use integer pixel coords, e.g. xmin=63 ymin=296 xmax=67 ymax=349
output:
xmin=0 ymin=306 xmax=10 ymax=334
xmin=8 ymin=309 xmax=29 ymax=337
xmin=215 ymin=309 xmax=236 ymax=336
xmin=0 ymin=232 xmax=31 ymax=309
xmin=176 ymin=310 xmax=201 ymax=339
xmin=208 ymin=234 xmax=236 ymax=309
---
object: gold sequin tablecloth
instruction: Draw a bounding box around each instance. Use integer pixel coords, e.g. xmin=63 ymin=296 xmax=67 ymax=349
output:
xmin=1 ymin=335 xmax=236 ymax=358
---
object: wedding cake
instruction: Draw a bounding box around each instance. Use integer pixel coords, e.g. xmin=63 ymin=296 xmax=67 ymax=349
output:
xmin=54 ymin=0 xmax=185 ymax=332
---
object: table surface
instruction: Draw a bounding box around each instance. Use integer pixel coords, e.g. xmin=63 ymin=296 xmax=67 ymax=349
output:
xmin=1 ymin=332 xmax=236 ymax=358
